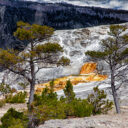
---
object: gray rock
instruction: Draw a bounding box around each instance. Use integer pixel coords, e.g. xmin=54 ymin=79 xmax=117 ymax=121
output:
xmin=38 ymin=118 xmax=97 ymax=128
xmin=38 ymin=111 xmax=128 ymax=128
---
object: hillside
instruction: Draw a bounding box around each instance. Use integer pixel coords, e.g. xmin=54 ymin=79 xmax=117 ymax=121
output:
xmin=0 ymin=0 xmax=128 ymax=49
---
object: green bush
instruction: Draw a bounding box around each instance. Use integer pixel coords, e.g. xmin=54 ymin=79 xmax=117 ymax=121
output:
xmin=61 ymin=81 xmax=93 ymax=117
xmin=18 ymin=82 xmax=29 ymax=91
xmin=0 ymin=99 xmax=5 ymax=108
xmin=0 ymin=108 xmax=28 ymax=128
xmin=33 ymin=80 xmax=58 ymax=107
xmin=5 ymin=91 xmax=27 ymax=103
xmin=34 ymin=101 xmax=66 ymax=124
xmin=72 ymin=99 xmax=93 ymax=117
xmin=87 ymin=86 xmax=113 ymax=115
xmin=62 ymin=99 xmax=93 ymax=117
xmin=63 ymin=102 xmax=74 ymax=117
xmin=8 ymin=122 xmax=24 ymax=128
xmin=0 ymin=83 xmax=16 ymax=96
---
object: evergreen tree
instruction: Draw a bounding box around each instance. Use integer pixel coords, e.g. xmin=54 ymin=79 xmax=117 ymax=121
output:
xmin=87 ymin=86 xmax=113 ymax=114
xmin=0 ymin=21 xmax=70 ymax=128
xmin=63 ymin=80 xmax=75 ymax=103
xmin=86 ymin=25 xmax=128 ymax=113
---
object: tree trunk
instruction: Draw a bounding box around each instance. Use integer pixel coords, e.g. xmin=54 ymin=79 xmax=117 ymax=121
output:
xmin=111 ymin=66 xmax=120 ymax=114
xmin=28 ymin=43 xmax=36 ymax=128
xmin=28 ymin=41 xmax=35 ymax=111
xmin=28 ymin=81 xmax=35 ymax=110
xmin=28 ymin=81 xmax=36 ymax=128
xmin=111 ymin=85 xmax=120 ymax=113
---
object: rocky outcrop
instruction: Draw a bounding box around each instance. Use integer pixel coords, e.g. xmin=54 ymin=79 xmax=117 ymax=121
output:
xmin=0 ymin=0 xmax=128 ymax=49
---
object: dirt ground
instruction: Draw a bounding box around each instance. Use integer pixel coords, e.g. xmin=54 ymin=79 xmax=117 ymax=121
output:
xmin=0 ymin=103 xmax=27 ymax=118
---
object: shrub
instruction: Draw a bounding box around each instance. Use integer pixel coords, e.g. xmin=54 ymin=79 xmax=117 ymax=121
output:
xmin=57 ymin=56 xmax=70 ymax=66
xmin=0 ymin=99 xmax=5 ymax=108
xmin=63 ymin=99 xmax=93 ymax=117
xmin=8 ymin=122 xmax=24 ymax=128
xmin=63 ymin=102 xmax=74 ymax=117
xmin=73 ymin=99 xmax=93 ymax=117
xmin=34 ymin=101 xmax=66 ymax=124
xmin=87 ymin=86 xmax=113 ymax=115
xmin=5 ymin=91 xmax=27 ymax=103
xmin=0 ymin=83 xmax=14 ymax=96
xmin=18 ymin=82 xmax=29 ymax=91
xmin=33 ymin=80 xmax=58 ymax=106
xmin=0 ymin=108 xmax=28 ymax=128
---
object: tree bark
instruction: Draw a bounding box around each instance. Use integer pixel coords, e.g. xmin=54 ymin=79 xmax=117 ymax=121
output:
xmin=28 ymin=41 xmax=36 ymax=128
xmin=28 ymin=41 xmax=35 ymax=110
xmin=111 ymin=66 xmax=120 ymax=114
xmin=111 ymin=85 xmax=120 ymax=114
xmin=28 ymin=81 xmax=35 ymax=110
xmin=28 ymin=80 xmax=36 ymax=128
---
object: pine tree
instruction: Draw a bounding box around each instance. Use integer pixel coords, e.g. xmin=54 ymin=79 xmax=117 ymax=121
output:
xmin=0 ymin=21 xmax=70 ymax=128
xmin=86 ymin=25 xmax=128 ymax=113
xmin=64 ymin=80 xmax=75 ymax=103
xmin=87 ymin=86 xmax=113 ymax=114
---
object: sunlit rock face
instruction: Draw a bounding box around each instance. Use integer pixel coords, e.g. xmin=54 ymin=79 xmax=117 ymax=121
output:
xmin=35 ymin=62 xmax=107 ymax=94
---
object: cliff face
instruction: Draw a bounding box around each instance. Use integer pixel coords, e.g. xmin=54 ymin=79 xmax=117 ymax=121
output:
xmin=0 ymin=0 xmax=128 ymax=49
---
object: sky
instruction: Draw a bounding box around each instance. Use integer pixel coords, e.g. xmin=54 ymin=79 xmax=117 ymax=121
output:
xmin=22 ymin=0 xmax=128 ymax=10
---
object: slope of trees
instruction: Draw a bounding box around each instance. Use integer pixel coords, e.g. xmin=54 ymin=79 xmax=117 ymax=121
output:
xmin=86 ymin=25 xmax=128 ymax=113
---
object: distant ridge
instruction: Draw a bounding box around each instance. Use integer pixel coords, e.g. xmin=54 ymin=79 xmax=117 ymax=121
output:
xmin=0 ymin=0 xmax=128 ymax=49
